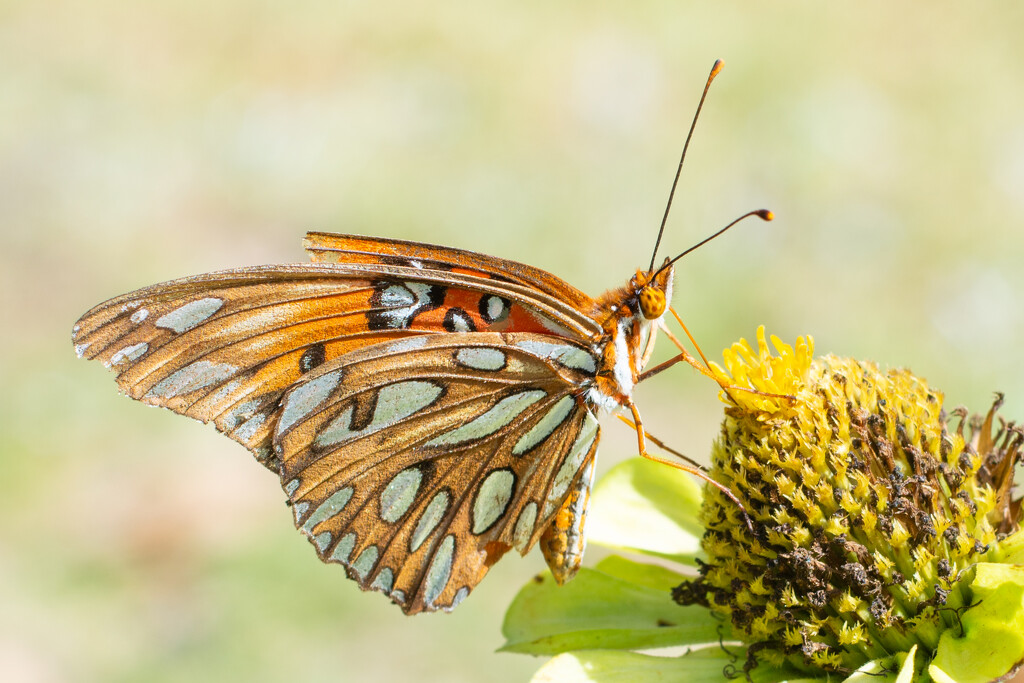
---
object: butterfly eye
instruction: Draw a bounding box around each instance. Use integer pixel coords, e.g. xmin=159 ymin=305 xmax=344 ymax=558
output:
xmin=638 ymin=286 xmax=666 ymax=320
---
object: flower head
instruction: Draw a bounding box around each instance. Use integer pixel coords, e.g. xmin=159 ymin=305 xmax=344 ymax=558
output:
xmin=504 ymin=327 xmax=1024 ymax=683
xmin=678 ymin=327 xmax=1024 ymax=678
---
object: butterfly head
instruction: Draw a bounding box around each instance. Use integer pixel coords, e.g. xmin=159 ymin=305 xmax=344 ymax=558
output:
xmin=632 ymin=258 xmax=674 ymax=322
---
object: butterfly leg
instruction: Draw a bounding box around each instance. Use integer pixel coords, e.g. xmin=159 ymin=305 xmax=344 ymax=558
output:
xmin=614 ymin=414 xmax=706 ymax=472
xmin=620 ymin=402 xmax=752 ymax=530
xmin=638 ymin=322 xmax=660 ymax=369
xmin=665 ymin=308 xmax=722 ymax=380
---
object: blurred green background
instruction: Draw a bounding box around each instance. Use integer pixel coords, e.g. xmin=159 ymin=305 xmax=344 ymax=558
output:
xmin=4 ymin=1 xmax=1024 ymax=681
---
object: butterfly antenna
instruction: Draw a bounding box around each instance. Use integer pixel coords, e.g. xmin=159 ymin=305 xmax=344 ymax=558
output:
xmin=651 ymin=209 xmax=773 ymax=282
xmin=648 ymin=59 xmax=725 ymax=272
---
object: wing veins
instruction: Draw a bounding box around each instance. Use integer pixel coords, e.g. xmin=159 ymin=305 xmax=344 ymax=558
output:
xmin=344 ymin=389 xmax=578 ymax=604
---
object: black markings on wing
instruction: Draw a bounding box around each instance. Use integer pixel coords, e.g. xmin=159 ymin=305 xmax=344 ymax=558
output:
xmin=479 ymin=295 xmax=511 ymax=324
xmin=366 ymin=280 xmax=446 ymax=331
xmin=442 ymin=308 xmax=476 ymax=332
xmin=274 ymin=332 xmax=600 ymax=614
xmin=72 ymin=265 xmax=439 ymax=468
xmin=303 ymin=232 xmax=597 ymax=315
xmin=299 ymin=343 xmax=326 ymax=373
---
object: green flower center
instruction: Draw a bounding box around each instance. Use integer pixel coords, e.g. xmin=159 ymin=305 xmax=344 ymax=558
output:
xmin=676 ymin=327 xmax=1023 ymax=676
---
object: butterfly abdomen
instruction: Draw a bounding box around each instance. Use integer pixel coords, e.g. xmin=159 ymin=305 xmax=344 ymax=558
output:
xmin=539 ymin=457 xmax=596 ymax=585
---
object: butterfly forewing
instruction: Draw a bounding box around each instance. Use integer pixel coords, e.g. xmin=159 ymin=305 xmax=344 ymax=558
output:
xmin=73 ymin=260 xmax=599 ymax=468
xmin=304 ymin=232 xmax=596 ymax=314
xmin=273 ymin=332 xmax=600 ymax=614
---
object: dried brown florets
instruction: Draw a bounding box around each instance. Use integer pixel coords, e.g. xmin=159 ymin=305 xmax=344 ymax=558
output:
xmin=676 ymin=328 xmax=1023 ymax=676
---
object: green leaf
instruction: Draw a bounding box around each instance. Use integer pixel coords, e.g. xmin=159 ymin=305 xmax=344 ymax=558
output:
xmin=930 ymin=563 xmax=1024 ymax=683
xmin=530 ymin=648 xmax=816 ymax=683
xmin=928 ymin=667 xmax=957 ymax=683
xmin=838 ymin=645 xmax=917 ymax=683
xmin=588 ymin=457 xmax=704 ymax=563
xmin=501 ymin=556 xmax=718 ymax=655
xmin=592 ymin=555 xmax=686 ymax=591
xmin=893 ymin=644 xmax=917 ymax=683
xmin=839 ymin=644 xmax=916 ymax=683
xmin=530 ymin=650 xmax=688 ymax=683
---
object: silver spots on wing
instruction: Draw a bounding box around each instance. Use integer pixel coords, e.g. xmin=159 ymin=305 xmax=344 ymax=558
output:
xmin=314 ymin=405 xmax=357 ymax=448
xmin=277 ymin=370 xmax=343 ymax=434
xmin=542 ymin=410 xmax=599 ymax=519
xmin=292 ymin=501 xmax=309 ymax=524
xmin=379 ymin=467 xmax=423 ymax=523
xmin=351 ymin=546 xmax=379 ymax=580
xmin=512 ymin=395 xmax=576 ymax=456
xmin=74 ymin=343 xmax=91 ymax=358
xmin=371 ymin=568 xmax=394 ymax=594
xmin=425 ymin=389 xmax=546 ymax=447
xmin=479 ymin=295 xmax=510 ymax=324
xmin=284 ymin=478 xmax=301 ymax=496
xmin=109 ymin=342 xmax=148 ymax=366
xmin=223 ymin=397 xmax=268 ymax=431
xmin=155 ymin=297 xmax=223 ymax=333
xmin=368 ymin=281 xmax=444 ymax=330
xmin=424 ymin=534 xmax=455 ymax=607
xmin=472 ymin=469 xmax=516 ymax=535
xmin=515 ymin=339 xmax=597 ymax=374
xmin=234 ymin=412 xmax=267 ymax=441
xmin=130 ymin=308 xmax=149 ymax=324
xmin=446 ymin=587 xmax=470 ymax=612
xmin=313 ymin=531 xmax=332 ymax=552
xmin=513 ymin=502 xmax=538 ymax=553
xmin=381 ymin=336 xmax=429 ymax=354
xmin=381 ymin=284 xmax=416 ymax=307
xmin=331 ymin=533 xmax=356 ymax=563
xmin=301 ymin=487 xmax=354 ymax=533
xmin=410 ymin=490 xmax=450 ymax=552
xmin=443 ymin=308 xmax=475 ymax=332
xmin=454 ymin=347 xmax=507 ymax=372
xmin=374 ymin=380 xmax=444 ymax=430
xmin=206 ymin=378 xmax=243 ymax=407
xmin=144 ymin=360 xmax=237 ymax=399
xmin=316 ymin=380 xmax=443 ymax=448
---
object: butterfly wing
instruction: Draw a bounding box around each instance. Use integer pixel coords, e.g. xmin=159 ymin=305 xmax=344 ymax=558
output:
xmin=72 ymin=261 xmax=601 ymax=469
xmin=304 ymin=231 xmax=595 ymax=313
xmin=273 ymin=332 xmax=601 ymax=614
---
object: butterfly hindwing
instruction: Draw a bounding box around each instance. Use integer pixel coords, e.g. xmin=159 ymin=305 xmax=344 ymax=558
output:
xmin=72 ymin=261 xmax=599 ymax=468
xmin=274 ymin=332 xmax=601 ymax=614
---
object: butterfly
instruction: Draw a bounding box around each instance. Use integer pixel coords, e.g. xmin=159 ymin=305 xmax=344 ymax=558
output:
xmin=71 ymin=60 xmax=770 ymax=614
xmin=71 ymin=230 xmax=685 ymax=612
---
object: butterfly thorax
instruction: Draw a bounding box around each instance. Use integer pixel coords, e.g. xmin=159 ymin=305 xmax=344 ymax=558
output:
xmin=586 ymin=261 xmax=674 ymax=412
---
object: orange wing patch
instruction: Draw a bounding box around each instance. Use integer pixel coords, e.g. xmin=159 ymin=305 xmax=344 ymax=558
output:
xmin=304 ymin=232 xmax=595 ymax=314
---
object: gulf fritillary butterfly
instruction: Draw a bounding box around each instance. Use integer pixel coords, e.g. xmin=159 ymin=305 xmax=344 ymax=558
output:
xmin=71 ymin=61 xmax=769 ymax=614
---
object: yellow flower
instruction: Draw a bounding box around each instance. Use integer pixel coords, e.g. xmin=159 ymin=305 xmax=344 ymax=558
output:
xmin=504 ymin=328 xmax=1024 ymax=682
xmin=677 ymin=327 xmax=1024 ymax=678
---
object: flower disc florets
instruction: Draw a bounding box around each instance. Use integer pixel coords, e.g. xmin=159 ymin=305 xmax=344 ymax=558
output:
xmin=674 ymin=327 xmax=1023 ymax=676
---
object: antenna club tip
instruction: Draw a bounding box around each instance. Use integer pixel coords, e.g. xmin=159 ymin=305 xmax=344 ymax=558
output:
xmin=710 ymin=59 xmax=724 ymax=78
xmin=756 ymin=209 xmax=774 ymax=222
